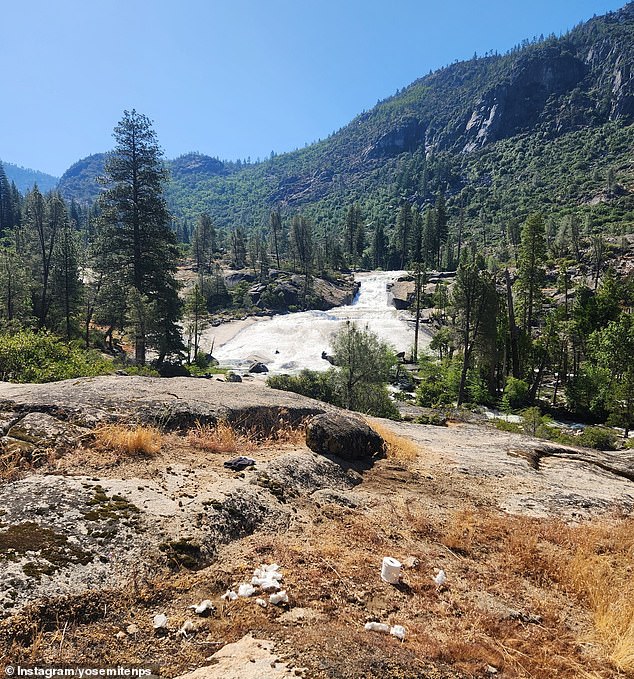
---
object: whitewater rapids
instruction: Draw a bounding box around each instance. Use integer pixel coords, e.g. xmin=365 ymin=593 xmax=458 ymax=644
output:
xmin=206 ymin=271 xmax=431 ymax=374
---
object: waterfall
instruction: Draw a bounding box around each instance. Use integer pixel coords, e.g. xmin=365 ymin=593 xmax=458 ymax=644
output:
xmin=208 ymin=271 xmax=430 ymax=374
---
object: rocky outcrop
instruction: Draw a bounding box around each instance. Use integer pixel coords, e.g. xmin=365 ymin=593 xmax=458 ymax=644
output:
xmin=305 ymin=413 xmax=386 ymax=462
xmin=0 ymin=376 xmax=331 ymax=439
xmin=0 ymin=444 xmax=359 ymax=614
xmin=388 ymin=278 xmax=414 ymax=310
xmin=248 ymin=362 xmax=269 ymax=374
xmin=241 ymin=272 xmax=358 ymax=312
xmin=463 ymin=49 xmax=587 ymax=152
xmin=365 ymin=117 xmax=427 ymax=159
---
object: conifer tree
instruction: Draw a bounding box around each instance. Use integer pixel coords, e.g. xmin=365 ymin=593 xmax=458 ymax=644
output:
xmin=453 ymin=259 xmax=497 ymax=406
xmin=435 ymin=193 xmax=448 ymax=267
xmin=24 ymin=188 xmax=64 ymax=328
xmin=516 ymin=212 xmax=546 ymax=333
xmin=291 ymin=215 xmax=314 ymax=304
xmin=395 ymin=202 xmax=412 ymax=269
xmin=372 ymin=222 xmax=386 ymax=269
xmin=269 ymin=208 xmax=282 ymax=270
xmin=0 ymin=162 xmax=17 ymax=236
xmin=97 ymin=110 xmax=182 ymax=364
xmin=192 ymin=213 xmax=216 ymax=273
xmin=51 ymin=217 xmax=82 ymax=338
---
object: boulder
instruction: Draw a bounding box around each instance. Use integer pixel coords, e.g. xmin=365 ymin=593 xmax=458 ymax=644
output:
xmin=225 ymin=372 xmax=243 ymax=383
xmin=305 ymin=413 xmax=386 ymax=462
xmin=248 ymin=362 xmax=269 ymax=374
xmin=388 ymin=280 xmax=414 ymax=310
xmin=224 ymin=272 xmax=255 ymax=288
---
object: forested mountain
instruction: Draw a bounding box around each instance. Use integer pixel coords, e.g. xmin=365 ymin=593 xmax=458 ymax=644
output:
xmin=2 ymin=161 xmax=58 ymax=193
xmin=57 ymin=3 xmax=634 ymax=243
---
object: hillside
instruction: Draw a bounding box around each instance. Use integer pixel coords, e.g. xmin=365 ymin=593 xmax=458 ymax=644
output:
xmin=57 ymin=4 xmax=634 ymax=242
xmin=2 ymin=161 xmax=58 ymax=193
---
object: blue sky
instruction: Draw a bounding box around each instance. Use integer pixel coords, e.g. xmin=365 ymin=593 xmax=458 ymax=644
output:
xmin=0 ymin=0 xmax=627 ymax=176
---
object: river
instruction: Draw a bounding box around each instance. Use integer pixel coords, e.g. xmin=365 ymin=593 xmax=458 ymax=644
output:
xmin=203 ymin=271 xmax=432 ymax=374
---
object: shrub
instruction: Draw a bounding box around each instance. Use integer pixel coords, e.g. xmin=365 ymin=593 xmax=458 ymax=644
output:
xmin=0 ymin=329 xmax=113 ymax=383
xmin=268 ymin=369 xmax=339 ymax=404
xmin=186 ymin=420 xmax=238 ymax=453
xmin=494 ymin=419 xmax=522 ymax=433
xmin=501 ymin=377 xmax=530 ymax=411
xmin=578 ymin=426 xmax=617 ymax=451
xmin=268 ymin=324 xmax=401 ymax=420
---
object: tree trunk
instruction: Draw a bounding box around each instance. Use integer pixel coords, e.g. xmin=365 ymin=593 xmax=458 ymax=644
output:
xmin=505 ymin=269 xmax=521 ymax=379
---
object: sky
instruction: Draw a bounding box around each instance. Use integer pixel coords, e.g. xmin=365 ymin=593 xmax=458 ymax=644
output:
xmin=0 ymin=0 xmax=628 ymax=177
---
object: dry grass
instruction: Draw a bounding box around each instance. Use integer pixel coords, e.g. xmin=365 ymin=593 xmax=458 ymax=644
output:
xmin=435 ymin=507 xmax=634 ymax=675
xmin=186 ymin=418 xmax=305 ymax=454
xmin=186 ymin=420 xmax=240 ymax=453
xmin=367 ymin=419 xmax=420 ymax=461
xmin=556 ymin=520 xmax=634 ymax=673
xmin=93 ymin=424 xmax=163 ymax=457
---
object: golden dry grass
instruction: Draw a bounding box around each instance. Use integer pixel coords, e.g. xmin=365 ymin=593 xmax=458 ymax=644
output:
xmin=93 ymin=424 xmax=163 ymax=457
xmin=186 ymin=418 xmax=305 ymax=454
xmin=367 ymin=419 xmax=420 ymax=461
xmin=186 ymin=420 xmax=240 ymax=453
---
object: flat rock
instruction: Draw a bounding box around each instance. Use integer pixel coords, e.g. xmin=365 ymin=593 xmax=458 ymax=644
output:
xmin=0 ymin=376 xmax=330 ymax=430
xmin=175 ymin=635 xmax=296 ymax=679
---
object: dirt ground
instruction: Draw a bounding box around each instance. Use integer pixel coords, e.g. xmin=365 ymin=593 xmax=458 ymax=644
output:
xmin=2 ymin=419 xmax=634 ymax=679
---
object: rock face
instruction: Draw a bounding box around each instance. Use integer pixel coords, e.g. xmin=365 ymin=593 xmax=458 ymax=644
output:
xmin=0 ymin=443 xmax=359 ymax=614
xmin=0 ymin=376 xmax=329 ymax=432
xmin=365 ymin=117 xmax=427 ymax=159
xmin=463 ymin=49 xmax=587 ymax=152
xmin=305 ymin=413 xmax=386 ymax=462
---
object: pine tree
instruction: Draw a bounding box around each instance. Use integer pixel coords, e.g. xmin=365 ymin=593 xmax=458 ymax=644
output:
xmin=97 ymin=110 xmax=182 ymax=364
xmin=51 ymin=218 xmax=82 ymax=338
xmin=372 ymin=222 xmax=386 ymax=269
xmin=0 ymin=162 xmax=18 ymax=236
xmin=230 ymin=227 xmax=247 ymax=269
xmin=291 ymin=215 xmax=314 ymax=305
xmin=24 ymin=188 xmax=64 ymax=328
xmin=192 ymin=213 xmax=216 ymax=273
xmin=516 ymin=213 xmax=546 ymax=334
xmin=269 ymin=208 xmax=282 ymax=269
xmin=435 ymin=193 xmax=448 ymax=267
xmin=395 ymin=202 xmax=413 ymax=269
xmin=453 ymin=260 xmax=497 ymax=406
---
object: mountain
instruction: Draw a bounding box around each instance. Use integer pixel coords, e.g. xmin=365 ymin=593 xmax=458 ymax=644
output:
xmin=59 ymin=3 xmax=634 ymax=240
xmin=56 ymin=153 xmax=106 ymax=204
xmin=2 ymin=161 xmax=58 ymax=193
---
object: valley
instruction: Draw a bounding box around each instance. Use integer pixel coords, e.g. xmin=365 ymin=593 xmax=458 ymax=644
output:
xmin=1 ymin=2 xmax=634 ymax=677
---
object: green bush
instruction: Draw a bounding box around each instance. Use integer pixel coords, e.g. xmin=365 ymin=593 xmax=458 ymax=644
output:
xmin=0 ymin=330 xmax=113 ymax=383
xmin=268 ymin=369 xmax=338 ymax=404
xmin=577 ymin=426 xmax=617 ymax=451
xmin=415 ymin=355 xmax=459 ymax=407
xmin=267 ymin=367 xmax=401 ymax=420
xmin=502 ymin=377 xmax=530 ymax=411
xmin=494 ymin=419 xmax=522 ymax=433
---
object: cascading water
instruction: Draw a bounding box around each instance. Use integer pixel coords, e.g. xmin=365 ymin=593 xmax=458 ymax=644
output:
xmin=209 ymin=271 xmax=431 ymax=374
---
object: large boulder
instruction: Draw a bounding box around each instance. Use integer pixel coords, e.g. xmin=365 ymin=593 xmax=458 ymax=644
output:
xmin=305 ymin=413 xmax=386 ymax=462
